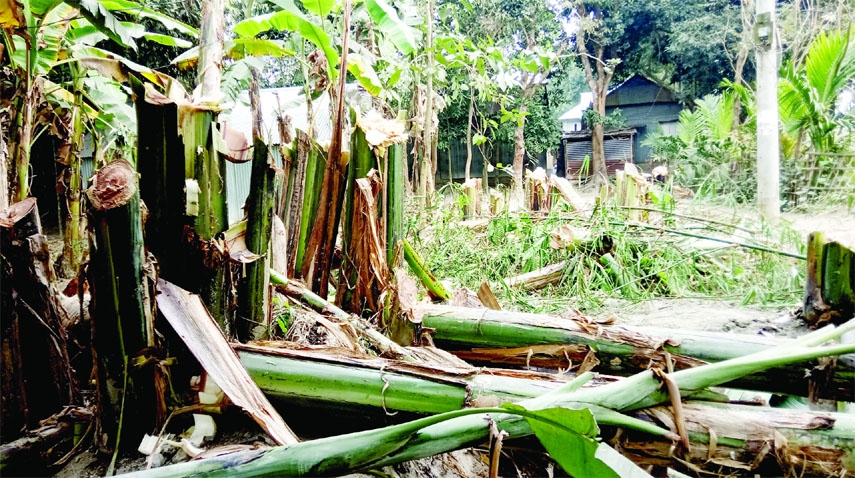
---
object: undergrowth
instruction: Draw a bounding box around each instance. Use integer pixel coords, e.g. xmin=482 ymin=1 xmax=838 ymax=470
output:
xmin=413 ymin=193 xmax=806 ymax=314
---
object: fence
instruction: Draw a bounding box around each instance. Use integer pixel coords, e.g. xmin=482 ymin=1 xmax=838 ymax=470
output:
xmin=788 ymin=152 xmax=855 ymax=206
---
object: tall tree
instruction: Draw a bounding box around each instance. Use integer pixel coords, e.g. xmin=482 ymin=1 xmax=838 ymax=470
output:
xmin=570 ymin=1 xmax=618 ymax=184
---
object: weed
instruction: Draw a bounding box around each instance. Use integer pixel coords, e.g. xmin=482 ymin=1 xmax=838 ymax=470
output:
xmin=416 ymin=192 xmax=806 ymax=314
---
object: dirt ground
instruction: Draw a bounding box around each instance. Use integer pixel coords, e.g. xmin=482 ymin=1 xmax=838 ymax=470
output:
xmin=592 ymin=192 xmax=854 ymax=337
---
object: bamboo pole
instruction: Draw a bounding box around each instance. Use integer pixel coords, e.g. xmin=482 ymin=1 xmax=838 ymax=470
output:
xmin=237 ymin=70 xmax=276 ymax=341
xmin=86 ymin=159 xmax=162 ymax=451
xmin=418 ymin=304 xmax=855 ymax=401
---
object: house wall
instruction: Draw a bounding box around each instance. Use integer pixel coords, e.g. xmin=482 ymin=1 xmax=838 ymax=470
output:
xmin=607 ymin=102 xmax=682 ymax=164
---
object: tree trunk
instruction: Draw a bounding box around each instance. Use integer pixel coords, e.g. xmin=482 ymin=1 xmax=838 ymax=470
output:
xmin=238 ymin=343 xmax=855 ymax=478
xmin=86 ymin=159 xmax=163 ymax=450
xmin=0 ymin=117 xmax=8 ymax=210
xmin=116 ymin=326 xmax=855 ymax=477
xmin=731 ymin=0 xmax=753 ymax=131
xmin=386 ymin=143 xmax=404 ymax=267
xmin=236 ymin=343 xmax=571 ymax=414
xmin=197 ymin=0 xmax=223 ymax=102
xmin=465 ymin=86 xmax=474 ymax=183
xmin=419 ymin=0 xmax=435 ymax=207
xmin=576 ymin=13 xmax=613 ymax=185
xmin=59 ymin=64 xmax=87 ymax=279
xmin=291 ymin=132 xmax=326 ymax=277
xmin=755 ymin=0 xmax=780 ymax=223
xmin=337 ymin=126 xmax=379 ymax=313
xmin=131 ymin=76 xmax=188 ymax=288
xmin=511 ymin=103 xmax=528 ymax=209
xmin=417 ymin=304 xmax=855 ymax=401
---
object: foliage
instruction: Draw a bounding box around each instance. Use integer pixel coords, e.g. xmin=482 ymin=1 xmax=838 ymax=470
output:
xmin=644 ymin=90 xmax=757 ymax=203
xmin=583 ymin=108 xmax=626 ymax=130
xmin=417 ymin=194 xmax=805 ymax=313
xmin=779 ymin=27 xmax=855 ymax=155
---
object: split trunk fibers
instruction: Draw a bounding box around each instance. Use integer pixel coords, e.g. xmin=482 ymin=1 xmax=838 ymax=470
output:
xmin=0 ymin=198 xmax=77 ymax=440
xmin=87 ymin=159 xmax=164 ymax=449
xmin=288 ymin=130 xmax=326 ymax=276
xmin=300 ymin=1 xmax=351 ymax=296
xmin=338 ymin=126 xmax=380 ymax=313
xmin=132 ymin=76 xmax=188 ymax=288
xmin=237 ymin=72 xmax=276 ymax=341
xmin=418 ymin=304 xmax=855 ymax=401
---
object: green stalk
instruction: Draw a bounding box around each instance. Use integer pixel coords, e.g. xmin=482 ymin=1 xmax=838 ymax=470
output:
xmin=338 ymin=126 xmax=378 ymax=311
xmin=420 ymin=304 xmax=855 ymax=401
xmin=60 ymin=62 xmax=86 ymax=278
xmin=122 ymin=319 xmax=855 ymax=477
xmin=402 ymin=239 xmax=451 ymax=301
xmin=386 ymin=143 xmax=404 ymax=267
xmin=87 ymin=159 xmax=159 ymax=450
xmin=237 ymin=71 xmax=276 ymax=341
xmin=294 ymin=138 xmax=326 ymax=274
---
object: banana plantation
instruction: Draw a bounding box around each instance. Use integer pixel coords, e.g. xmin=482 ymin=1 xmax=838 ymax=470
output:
xmin=1 ymin=0 xmax=854 ymax=476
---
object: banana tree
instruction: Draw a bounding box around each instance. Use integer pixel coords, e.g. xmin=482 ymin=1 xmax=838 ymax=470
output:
xmin=1 ymin=0 xmax=196 ymax=275
xmin=226 ymin=0 xmax=418 ymax=298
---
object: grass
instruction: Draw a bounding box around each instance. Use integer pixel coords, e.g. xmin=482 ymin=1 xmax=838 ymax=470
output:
xmin=412 ymin=189 xmax=807 ymax=315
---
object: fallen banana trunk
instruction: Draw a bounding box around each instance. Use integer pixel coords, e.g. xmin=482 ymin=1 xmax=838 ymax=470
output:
xmin=235 ymin=343 xmax=600 ymax=414
xmin=124 ymin=320 xmax=855 ymax=477
xmin=235 ymin=344 xmax=855 ymax=476
xmin=504 ymin=261 xmax=566 ymax=290
xmin=418 ymin=304 xmax=855 ymax=401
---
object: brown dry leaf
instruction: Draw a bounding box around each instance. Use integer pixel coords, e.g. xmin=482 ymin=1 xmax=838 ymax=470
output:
xmin=359 ymin=110 xmax=408 ymax=157
xmin=549 ymin=225 xmax=576 ymax=249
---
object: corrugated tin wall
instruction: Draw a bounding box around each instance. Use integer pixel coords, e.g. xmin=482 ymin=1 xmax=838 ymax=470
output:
xmin=563 ymin=135 xmax=634 ymax=179
xmin=226 ymin=147 xmax=283 ymax=225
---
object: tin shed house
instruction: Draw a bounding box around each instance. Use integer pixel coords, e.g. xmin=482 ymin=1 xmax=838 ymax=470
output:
xmin=558 ymin=75 xmax=680 ymax=178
